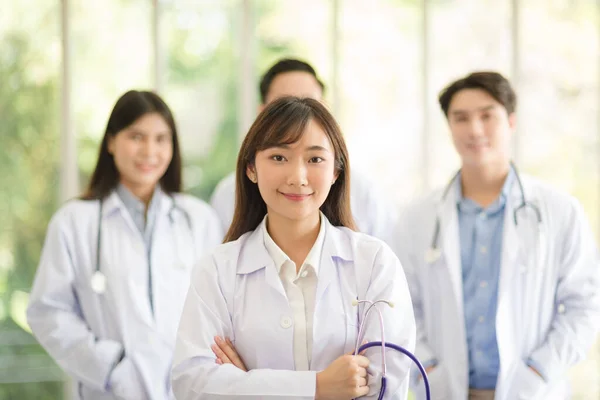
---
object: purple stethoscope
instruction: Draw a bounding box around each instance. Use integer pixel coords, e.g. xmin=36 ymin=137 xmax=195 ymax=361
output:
xmin=352 ymin=299 xmax=431 ymax=400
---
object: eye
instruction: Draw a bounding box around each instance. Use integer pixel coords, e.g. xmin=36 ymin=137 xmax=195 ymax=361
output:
xmin=309 ymin=157 xmax=324 ymax=163
xmin=156 ymin=134 xmax=169 ymax=143
xmin=270 ymin=155 xmax=285 ymax=162
xmin=131 ymin=133 xmax=143 ymax=141
xmin=481 ymin=113 xmax=491 ymax=120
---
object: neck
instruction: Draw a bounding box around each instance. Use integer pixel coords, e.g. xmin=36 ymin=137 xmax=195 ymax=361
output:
xmin=121 ymin=181 xmax=156 ymax=210
xmin=461 ymin=161 xmax=510 ymax=208
xmin=266 ymin=211 xmax=320 ymax=270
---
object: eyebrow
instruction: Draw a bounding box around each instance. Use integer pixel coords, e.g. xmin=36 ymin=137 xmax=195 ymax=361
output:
xmin=450 ymin=105 xmax=496 ymax=115
xmin=128 ymin=129 xmax=171 ymax=136
xmin=270 ymin=144 xmax=331 ymax=152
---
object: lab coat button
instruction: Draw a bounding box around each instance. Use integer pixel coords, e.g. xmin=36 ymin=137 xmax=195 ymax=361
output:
xmin=300 ymin=270 xmax=308 ymax=278
xmin=280 ymin=316 xmax=292 ymax=329
xmin=557 ymin=304 xmax=566 ymax=314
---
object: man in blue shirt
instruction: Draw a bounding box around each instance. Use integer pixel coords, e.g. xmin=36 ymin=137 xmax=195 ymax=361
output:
xmin=392 ymin=72 xmax=600 ymax=399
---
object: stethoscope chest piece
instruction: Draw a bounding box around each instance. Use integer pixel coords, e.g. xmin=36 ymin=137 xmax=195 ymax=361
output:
xmin=91 ymin=270 xmax=107 ymax=294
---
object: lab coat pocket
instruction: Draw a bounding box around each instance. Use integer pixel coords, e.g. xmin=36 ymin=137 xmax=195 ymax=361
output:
xmin=414 ymin=362 xmax=451 ymax=400
xmin=513 ymin=361 xmax=548 ymax=400
xmin=108 ymin=357 xmax=148 ymax=400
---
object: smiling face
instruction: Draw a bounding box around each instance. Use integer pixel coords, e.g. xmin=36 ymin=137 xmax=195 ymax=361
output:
xmin=447 ymin=88 xmax=516 ymax=169
xmin=107 ymin=112 xmax=173 ymax=196
xmin=246 ymin=119 xmax=337 ymax=225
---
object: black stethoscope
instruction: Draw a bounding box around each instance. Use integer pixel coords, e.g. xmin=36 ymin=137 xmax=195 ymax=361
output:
xmin=90 ymin=197 xmax=195 ymax=310
xmin=425 ymin=162 xmax=543 ymax=264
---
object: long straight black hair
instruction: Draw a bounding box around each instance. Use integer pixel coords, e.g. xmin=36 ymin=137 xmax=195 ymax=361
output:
xmin=81 ymin=90 xmax=182 ymax=200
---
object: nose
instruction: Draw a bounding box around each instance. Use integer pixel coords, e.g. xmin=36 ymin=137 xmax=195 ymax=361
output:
xmin=140 ymin=138 xmax=157 ymax=158
xmin=286 ymin=159 xmax=308 ymax=187
xmin=468 ymin=118 xmax=485 ymax=138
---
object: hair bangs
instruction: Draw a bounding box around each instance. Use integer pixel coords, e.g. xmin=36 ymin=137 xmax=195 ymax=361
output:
xmin=255 ymin=100 xmax=313 ymax=153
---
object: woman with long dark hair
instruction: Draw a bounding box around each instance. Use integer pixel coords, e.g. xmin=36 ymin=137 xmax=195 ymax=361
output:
xmin=27 ymin=90 xmax=222 ymax=399
xmin=172 ymin=97 xmax=415 ymax=399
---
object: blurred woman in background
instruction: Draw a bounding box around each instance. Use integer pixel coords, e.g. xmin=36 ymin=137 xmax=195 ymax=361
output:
xmin=27 ymin=90 xmax=222 ymax=399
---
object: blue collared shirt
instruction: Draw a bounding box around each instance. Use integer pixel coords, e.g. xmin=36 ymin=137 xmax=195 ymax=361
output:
xmin=457 ymin=170 xmax=514 ymax=389
xmin=115 ymin=184 xmax=163 ymax=315
xmin=115 ymin=183 xmax=162 ymax=247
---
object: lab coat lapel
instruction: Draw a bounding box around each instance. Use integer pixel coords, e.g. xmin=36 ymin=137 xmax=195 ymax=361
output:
xmin=440 ymin=189 xmax=464 ymax=322
xmin=239 ymin=226 xmax=288 ymax=301
xmin=496 ymin=180 xmax=525 ymax=376
xmin=438 ymin=182 xmax=470 ymax=394
xmin=498 ymin=187 xmax=522 ymax=301
xmin=158 ymin=193 xmax=173 ymax=221
xmin=314 ymin=219 xmax=352 ymax=308
xmin=102 ymin=191 xmax=143 ymax=240
xmin=311 ymin=221 xmax=353 ymax=370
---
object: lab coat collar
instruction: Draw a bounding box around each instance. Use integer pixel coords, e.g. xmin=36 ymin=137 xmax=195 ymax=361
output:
xmin=116 ymin=183 xmax=157 ymax=215
xmin=102 ymin=187 xmax=173 ymax=218
xmin=261 ymin=212 xmax=327 ymax=277
xmin=236 ymin=213 xmax=353 ymax=275
xmin=101 ymin=189 xmax=175 ymax=241
xmin=456 ymin=168 xmax=516 ymax=214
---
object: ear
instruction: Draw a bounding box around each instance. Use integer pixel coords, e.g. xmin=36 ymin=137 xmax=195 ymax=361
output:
xmin=107 ymin=136 xmax=115 ymax=155
xmin=332 ymin=170 xmax=340 ymax=185
xmin=508 ymin=112 xmax=517 ymax=133
xmin=246 ymin=164 xmax=257 ymax=183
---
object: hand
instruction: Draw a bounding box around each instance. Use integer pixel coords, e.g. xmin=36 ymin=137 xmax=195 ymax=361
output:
xmin=211 ymin=336 xmax=248 ymax=372
xmin=315 ymin=354 xmax=370 ymax=400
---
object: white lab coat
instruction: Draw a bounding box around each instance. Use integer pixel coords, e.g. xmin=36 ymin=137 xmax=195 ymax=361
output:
xmin=210 ymin=169 xmax=396 ymax=241
xmin=391 ymin=175 xmax=600 ymax=400
xmin=171 ymin=216 xmax=416 ymax=399
xmin=27 ymin=191 xmax=223 ymax=400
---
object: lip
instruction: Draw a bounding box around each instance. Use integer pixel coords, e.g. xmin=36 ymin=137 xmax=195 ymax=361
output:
xmin=136 ymin=164 xmax=158 ymax=172
xmin=467 ymin=143 xmax=489 ymax=150
xmin=280 ymin=192 xmax=313 ymax=201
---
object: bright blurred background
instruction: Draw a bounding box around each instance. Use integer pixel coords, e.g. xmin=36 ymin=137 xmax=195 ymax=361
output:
xmin=1 ymin=0 xmax=599 ymax=398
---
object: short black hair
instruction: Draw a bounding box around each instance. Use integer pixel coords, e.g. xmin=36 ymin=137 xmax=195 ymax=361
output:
xmin=438 ymin=71 xmax=517 ymax=117
xmin=259 ymin=58 xmax=325 ymax=104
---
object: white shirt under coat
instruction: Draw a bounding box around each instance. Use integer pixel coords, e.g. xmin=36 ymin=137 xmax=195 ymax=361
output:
xmin=262 ymin=213 xmax=325 ymax=371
